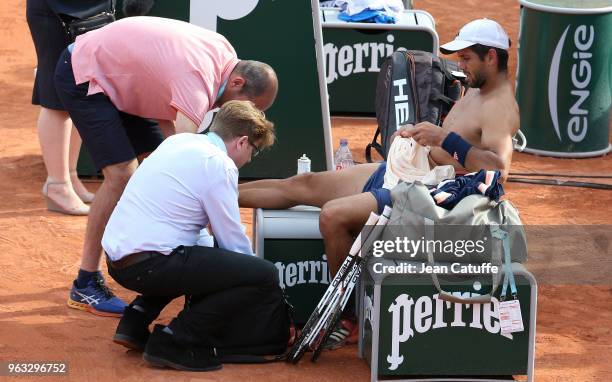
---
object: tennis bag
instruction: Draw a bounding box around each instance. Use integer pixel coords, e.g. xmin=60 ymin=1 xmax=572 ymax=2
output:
xmin=365 ymin=50 xmax=466 ymax=162
xmin=377 ymin=181 xmax=527 ymax=303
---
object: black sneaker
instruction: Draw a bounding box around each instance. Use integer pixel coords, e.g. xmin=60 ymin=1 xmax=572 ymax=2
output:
xmin=113 ymin=306 xmax=151 ymax=351
xmin=143 ymin=325 xmax=222 ymax=372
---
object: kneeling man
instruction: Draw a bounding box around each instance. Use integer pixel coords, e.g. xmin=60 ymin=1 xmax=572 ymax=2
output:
xmin=103 ymin=101 xmax=288 ymax=371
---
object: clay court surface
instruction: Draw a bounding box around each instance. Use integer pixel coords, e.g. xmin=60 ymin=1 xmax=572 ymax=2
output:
xmin=0 ymin=0 xmax=611 ymax=381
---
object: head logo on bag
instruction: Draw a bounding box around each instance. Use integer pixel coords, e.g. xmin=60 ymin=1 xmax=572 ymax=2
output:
xmin=393 ymin=78 xmax=411 ymax=130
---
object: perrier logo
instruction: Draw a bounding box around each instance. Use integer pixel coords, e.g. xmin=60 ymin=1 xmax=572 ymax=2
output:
xmin=386 ymin=293 xmax=514 ymax=371
xmin=274 ymin=254 xmax=330 ymax=289
xmin=324 ymin=34 xmax=401 ymax=84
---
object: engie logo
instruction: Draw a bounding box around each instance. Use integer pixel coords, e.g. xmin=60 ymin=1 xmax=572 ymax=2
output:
xmin=548 ymin=24 xmax=595 ymax=143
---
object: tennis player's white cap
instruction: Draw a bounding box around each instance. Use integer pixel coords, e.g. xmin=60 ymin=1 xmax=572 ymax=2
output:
xmin=440 ymin=18 xmax=510 ymax=54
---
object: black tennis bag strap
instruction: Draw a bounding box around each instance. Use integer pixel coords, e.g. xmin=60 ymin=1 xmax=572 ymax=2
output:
xmin=366 ymin=50 xmax=418 ymax=163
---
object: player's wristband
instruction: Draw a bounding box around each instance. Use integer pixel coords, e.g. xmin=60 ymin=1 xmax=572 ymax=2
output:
xmin=441 ymin=132 xmax=472 ymax=166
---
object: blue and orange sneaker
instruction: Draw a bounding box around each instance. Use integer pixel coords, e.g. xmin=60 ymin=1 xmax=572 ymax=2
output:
xmin=67 ymin=274 xmax=126 ymax=317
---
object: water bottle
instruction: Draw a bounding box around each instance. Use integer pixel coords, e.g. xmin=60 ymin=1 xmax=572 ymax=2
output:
xmin=297 ymin=154 xmax=311 ymax=174
xmin=334 ymin=138 xmax=355 ymax=170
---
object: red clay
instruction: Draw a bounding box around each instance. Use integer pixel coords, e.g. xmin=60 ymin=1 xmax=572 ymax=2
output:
xmin=0 ymin=1 xmax=610 ymax=381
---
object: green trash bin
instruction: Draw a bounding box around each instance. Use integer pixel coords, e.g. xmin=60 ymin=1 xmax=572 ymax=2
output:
xmin=516 ymin=0 xmax=612 ymax=157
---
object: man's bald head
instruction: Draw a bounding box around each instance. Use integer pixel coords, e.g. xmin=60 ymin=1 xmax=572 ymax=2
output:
xmin=219 ymin=60 xmax=278 ymax=111
xmin=234 ymin=60 xmax=277 ymax=98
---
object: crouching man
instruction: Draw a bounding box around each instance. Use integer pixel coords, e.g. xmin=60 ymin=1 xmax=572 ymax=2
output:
xmin=102 ymin=100 xmax=289 ymax=371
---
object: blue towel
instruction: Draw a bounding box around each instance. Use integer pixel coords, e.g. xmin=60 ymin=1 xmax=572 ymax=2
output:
xmin=430 ymin=170 xmax=504 ymax=210
xmin=338 ymin=9 xmax=396 ymax=24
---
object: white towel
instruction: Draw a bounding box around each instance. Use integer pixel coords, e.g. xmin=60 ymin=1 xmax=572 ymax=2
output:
xmin=383 ymin=137 xmax=455 ymax=189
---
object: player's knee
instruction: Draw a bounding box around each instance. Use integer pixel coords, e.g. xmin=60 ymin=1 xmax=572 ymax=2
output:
xmin=283 ymin=172 xmax=317 ymax=202
xmin=319 ymin=201 xmax=349 ymax=236
xmin=286 ymin=171 xmax=315 ymax=189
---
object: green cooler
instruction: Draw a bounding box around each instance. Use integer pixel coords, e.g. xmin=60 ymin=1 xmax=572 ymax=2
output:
xmin=516 ymin=0 xmax=612 ymax=157
xmin=253 ymin=206 xmax=329 ymax=324
xmin=359 ymin=259 xmax=537 ymax=382
xmin=321 ymin=8 xmax=438 ymax=115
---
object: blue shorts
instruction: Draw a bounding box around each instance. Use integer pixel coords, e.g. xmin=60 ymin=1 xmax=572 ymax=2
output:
xmin=362 ymin=162 xmax=392 ymax=215
xmin=54 ymin=49 xmax=163 ymax=171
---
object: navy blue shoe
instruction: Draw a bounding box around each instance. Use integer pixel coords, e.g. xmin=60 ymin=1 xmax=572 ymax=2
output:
xmin=67 ymin=274 xmax=126 ymax=317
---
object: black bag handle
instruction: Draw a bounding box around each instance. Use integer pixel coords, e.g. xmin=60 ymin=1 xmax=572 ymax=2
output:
xmin=365 ymin=127 xmax=385 ymax=163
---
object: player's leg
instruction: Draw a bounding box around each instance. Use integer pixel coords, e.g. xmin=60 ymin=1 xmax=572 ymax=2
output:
xmin=317 ymin=188 xmax=391 ymax=351
xmin=318 ymin=192 xmax=379 ymax=277
xmin=239 ymin=162 xmax=380 ymax=209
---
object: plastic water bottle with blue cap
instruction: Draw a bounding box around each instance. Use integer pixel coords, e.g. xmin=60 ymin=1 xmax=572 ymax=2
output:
xmin=334 ymin=138 xmax=354 ymax=170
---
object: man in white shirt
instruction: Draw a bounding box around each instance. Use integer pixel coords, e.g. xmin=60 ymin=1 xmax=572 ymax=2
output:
xmin=102 ymin=101 xmax=288 ymax=372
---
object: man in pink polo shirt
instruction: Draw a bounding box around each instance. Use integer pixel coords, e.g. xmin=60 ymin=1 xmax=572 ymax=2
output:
xmin=54 ymin=16 xmax=278 ymax=317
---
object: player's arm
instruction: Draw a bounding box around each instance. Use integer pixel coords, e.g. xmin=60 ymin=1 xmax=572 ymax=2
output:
xmin=204 ymin=168 xmax=254 ymax=256
xmin=464 ymin=114 xmax=513 ymax=180
xmin=399 ymin=120 xmax=511 ymax=180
